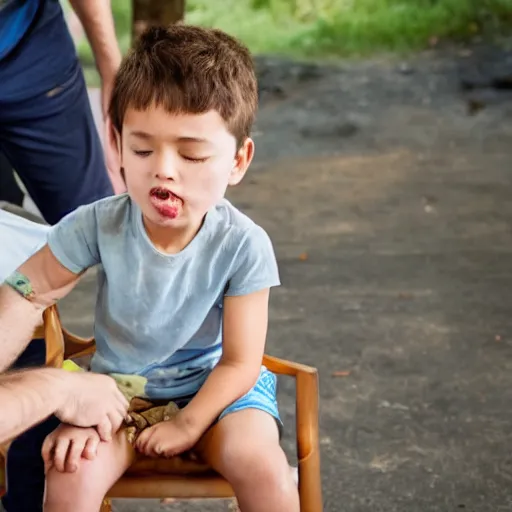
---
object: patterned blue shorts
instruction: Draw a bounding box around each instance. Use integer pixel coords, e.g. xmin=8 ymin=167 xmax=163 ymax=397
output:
xmin=219 ymin=366 xmax=281 ymax=427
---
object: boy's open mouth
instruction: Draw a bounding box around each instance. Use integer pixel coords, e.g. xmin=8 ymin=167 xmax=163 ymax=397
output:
xmin=149 ymin=187 xmax=182 ymax=219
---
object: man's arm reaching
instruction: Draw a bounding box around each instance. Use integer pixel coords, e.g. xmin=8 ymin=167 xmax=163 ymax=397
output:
xmin=0 ymin=369 xmax=129 ymax=445
xmin=0 ymin=245 xmax=81 ymax=371
xmin=0 ymin=368 xmax=65 ymax=443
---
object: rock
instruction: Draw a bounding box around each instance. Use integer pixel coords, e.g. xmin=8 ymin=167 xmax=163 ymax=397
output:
xmin=254 ymin=56 xmax=327 ymax=103
xmin=464 ymin=88 xmax=512 ymax=115
xmin=459 ymin=49 xmax=512 ymax=91
xmin=258 ymin=83 xmax=286 ymax=100
xmin=398 ymin=62 xmax=414 ymax=75
xmin=467 ymin=97 xmax=486 ymax=115
xmin=300 ymin=119 xmax=358 ymax=139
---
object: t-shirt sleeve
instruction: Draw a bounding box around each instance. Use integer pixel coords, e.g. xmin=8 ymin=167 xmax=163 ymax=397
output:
xmin=46 ymin=203 xmax=100 ymax=274
xmin=225 ymin=225 xmax=280 ymax=296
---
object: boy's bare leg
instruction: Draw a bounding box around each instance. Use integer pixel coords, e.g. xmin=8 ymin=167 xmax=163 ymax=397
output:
xmin=44 ymin=430 xmax=135 ymax=512
xmin=195 ymin=409 xmax=299 ymax=512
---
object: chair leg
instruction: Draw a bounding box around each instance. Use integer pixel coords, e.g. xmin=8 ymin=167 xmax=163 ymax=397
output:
xmin=298 ymin=450 xmax=323 ymax=512
xmin=100 ymin=498 xmax=113 ymax=512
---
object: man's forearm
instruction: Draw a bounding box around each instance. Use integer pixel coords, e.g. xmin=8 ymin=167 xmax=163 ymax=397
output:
xmin=0 ymin=369 xmax=65 ymax=444
xmin=69 ymin=0 xmax=122 ymax=82
xmin=0 ymin=285 xmax=43 ymax=372
xmin=179 ymin=362 xmax=260 ymax=437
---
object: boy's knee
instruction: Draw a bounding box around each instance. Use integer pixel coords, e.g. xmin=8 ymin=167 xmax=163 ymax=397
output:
xmin=44 ymin=471 xmax=77 ymax=511
xmin=44 ymin=464 xmax=99 ymax=509
xmin=219 ymin=441 xmax=290 ymax=492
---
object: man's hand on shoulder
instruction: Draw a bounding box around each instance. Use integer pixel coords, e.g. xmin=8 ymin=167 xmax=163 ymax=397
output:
xmin=55 ymin=372 xmax=129 ymax=441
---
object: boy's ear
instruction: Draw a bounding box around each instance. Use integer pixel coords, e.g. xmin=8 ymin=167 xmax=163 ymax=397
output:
xmin=105 ymin=117 xmax=122 ymax=166
xmin=105 ymin=118 xmax=127 ymax=193
xmin=107 ymin=117 xmax=122 ymax=157
xmin=228 ymin=138 xmax=254 ymax=186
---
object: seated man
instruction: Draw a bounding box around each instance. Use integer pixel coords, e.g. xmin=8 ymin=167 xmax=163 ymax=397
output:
xmin=0 ymin=208 xmax=128 ymax=474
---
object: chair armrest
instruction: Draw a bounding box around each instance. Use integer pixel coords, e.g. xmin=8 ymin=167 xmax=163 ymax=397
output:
xmin=296 ymin=369 xmax=320 ymax=463
xmin=42 ymin=306 xmax=96 ymax=364
xmin=262 ymin=354 xmax=320 ymax=462
xmin=62 ymin=328 xmax=96 ymax=360
xmin=43 ymin=306 xmax=65 ymax=368
xmin=263 ymin=354 xmax=318 ymax=377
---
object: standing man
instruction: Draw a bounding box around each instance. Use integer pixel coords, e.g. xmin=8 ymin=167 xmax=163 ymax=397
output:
xmin=0 ymin=1 xmax=123 ymax=510
xmin=0 ymin=0 xmax=124 ymax=226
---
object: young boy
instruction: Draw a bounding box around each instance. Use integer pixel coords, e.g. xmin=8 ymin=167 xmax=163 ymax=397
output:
xmin=0 ymin=25 xmax=299 ymax=512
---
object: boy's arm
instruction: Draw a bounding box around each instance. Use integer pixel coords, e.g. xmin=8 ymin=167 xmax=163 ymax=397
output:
xmin=0 ymin=245 xmax=81 ymax=371
xmin=178 ymin=288 xmax=270 ymax=437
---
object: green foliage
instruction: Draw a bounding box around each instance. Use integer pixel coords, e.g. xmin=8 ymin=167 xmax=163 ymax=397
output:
xmin=75 ymin=0 xmax=512 ymax=80
xmin=186 ymin=0 xmax=512 ymax=57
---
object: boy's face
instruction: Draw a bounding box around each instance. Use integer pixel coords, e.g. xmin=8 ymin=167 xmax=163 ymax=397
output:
xmin=118 ymin=104 xmax=253 ymax=231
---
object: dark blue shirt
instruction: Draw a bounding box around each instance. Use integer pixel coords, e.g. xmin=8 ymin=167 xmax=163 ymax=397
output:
xmin=0 ymin=0 xmax=41 ymax=59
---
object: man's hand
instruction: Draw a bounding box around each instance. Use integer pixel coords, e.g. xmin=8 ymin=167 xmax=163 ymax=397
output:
xmin=135 ymin=414 xmax=200 ymax=458
xmin=55 ymin=372 xmax=128 ymax=441
xmin=42 ymin=424 xmax=100 ymax=473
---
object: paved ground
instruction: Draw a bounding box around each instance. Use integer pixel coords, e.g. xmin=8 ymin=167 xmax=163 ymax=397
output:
xmin=48 ymin=47 xmax=512 ymax=510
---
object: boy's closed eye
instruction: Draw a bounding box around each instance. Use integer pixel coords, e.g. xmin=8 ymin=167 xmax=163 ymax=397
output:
xmin=133 ymin=149 xmax=153 ymax=158
xmin=181 ymin=154 xmax=210 ymax=163
xmin=131 ymin=148 xmax=209 ymax=163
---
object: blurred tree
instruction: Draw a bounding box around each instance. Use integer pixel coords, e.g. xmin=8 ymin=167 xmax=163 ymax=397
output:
xmin=132 ymin=0 xmax=185 ymax=42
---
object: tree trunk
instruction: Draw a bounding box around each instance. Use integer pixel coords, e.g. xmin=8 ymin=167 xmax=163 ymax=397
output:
xmin=131 ymin=0 xmax=185 ymax=44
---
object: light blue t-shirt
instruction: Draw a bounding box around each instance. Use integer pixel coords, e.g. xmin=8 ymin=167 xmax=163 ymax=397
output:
xmin=47 ymin=194 xmax=280 ymax=399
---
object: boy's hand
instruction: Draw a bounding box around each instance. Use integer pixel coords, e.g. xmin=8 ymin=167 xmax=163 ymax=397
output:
xmin=135 ymin=414 xmax=199 ymax=458
xmin=42 ymin=424 xmax=101 ymax=474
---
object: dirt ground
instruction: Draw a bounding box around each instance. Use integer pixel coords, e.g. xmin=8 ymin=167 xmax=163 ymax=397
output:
xmin=55 ymin=46 xmax=512 ymax=511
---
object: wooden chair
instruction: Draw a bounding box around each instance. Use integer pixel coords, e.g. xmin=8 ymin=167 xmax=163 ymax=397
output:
xmin=1 ymin=305 xmax=323 ymax=511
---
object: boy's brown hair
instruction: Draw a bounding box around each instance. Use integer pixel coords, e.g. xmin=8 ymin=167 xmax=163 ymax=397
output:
xmin=109 ymin=25 xmax=258 ymax=147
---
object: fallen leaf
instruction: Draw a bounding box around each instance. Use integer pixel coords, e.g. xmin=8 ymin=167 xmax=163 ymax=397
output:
xmin=468 ymin=22 xmax=479 ymax=34
xmin=428 ymin=36 xmax=439 ymax=47
xmin=299 ymin=252 xmax=309 ymax=261
xmin=332 ymin=370 xmax=351 ymax=377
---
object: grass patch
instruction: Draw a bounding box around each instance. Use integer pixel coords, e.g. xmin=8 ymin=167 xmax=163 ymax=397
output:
xmin=76 ymin=0 xmax=512 ymax=80
xmin=187 ymin=0 xmax=512 ymax=57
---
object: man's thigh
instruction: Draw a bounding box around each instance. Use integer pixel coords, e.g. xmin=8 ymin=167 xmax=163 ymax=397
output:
xmin=2 ymin=339 xmax=61 ymax=512
xmin=0 ymin=0 xmax=113 ymax=225
xmin=0 ymin=59 xmax=113 ymax=225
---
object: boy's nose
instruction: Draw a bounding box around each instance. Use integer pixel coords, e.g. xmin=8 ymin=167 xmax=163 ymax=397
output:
xmin=155 ymin=153 xmax=178 ymax=181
